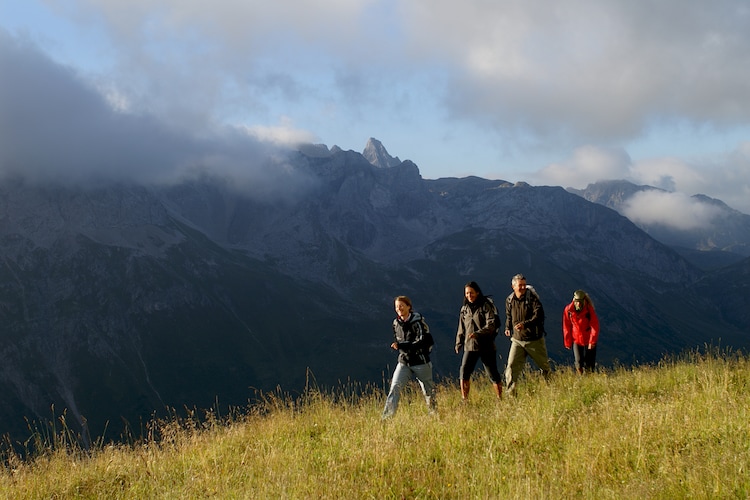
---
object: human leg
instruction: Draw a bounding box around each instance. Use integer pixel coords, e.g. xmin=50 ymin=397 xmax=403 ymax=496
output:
xmin=526 ymin=337 xmax=551 ymax=378
xmin=583 ymin=345 xmax=597 ymax=372
xmin=505 ymin=339 xmax=527 ymax=396
xmin=460 ymin=379 xmax=471 ymax=401
xmin=572 ymin=343 xmax=585 ymax=374
xmin=459 ymin=351 xmax=480 ymax=401
xmin=382 ymin=363 xmax=411 ymax=418
xmin=479 ymin=348 xmax=503 ymax=399
xmin=412 ymin=362 xmax=437 ymax=412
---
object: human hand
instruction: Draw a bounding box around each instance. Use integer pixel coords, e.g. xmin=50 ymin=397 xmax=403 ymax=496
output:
xmin=391 ymin=342 xmax=398 ymax=350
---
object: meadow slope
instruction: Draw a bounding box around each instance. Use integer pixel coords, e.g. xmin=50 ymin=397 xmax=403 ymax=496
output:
xmin=1 ymin=350 xmax=749 ymax=499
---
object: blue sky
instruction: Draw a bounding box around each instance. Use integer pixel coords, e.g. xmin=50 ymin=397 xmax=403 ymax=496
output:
xmin=1 ymin=0 xmax=750 ymax=220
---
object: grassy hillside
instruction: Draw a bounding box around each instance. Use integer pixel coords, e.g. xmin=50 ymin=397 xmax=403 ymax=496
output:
xmin=1 ymin=349 xmax=748 ymax=499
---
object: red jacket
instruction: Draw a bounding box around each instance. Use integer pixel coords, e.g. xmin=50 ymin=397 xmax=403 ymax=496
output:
xmin=562 ymin=302 xmax=599 ymax=348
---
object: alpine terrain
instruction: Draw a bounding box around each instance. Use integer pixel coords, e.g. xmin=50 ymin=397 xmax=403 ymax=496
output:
xmin=0 ymin=138 xmax=747 ymax=444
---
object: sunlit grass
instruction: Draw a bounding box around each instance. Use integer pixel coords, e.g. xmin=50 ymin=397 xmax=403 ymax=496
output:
xmin=1 ymin=349 xmax=749 ymax=499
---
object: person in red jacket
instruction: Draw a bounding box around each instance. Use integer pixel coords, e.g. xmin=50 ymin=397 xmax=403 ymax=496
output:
xmin=562 ymin=290 xmax=600 ymax=374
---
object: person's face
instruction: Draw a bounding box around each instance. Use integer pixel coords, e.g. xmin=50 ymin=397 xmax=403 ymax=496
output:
xmin=395 ymin=300 xmax=410 ymax=320
xmin=574 ymin=299 xmax=583 ymax=311
xmin=465 ymin=287 xmax=478 ymax=303
xmin=513 ymin=279 xmax=527 ymax=298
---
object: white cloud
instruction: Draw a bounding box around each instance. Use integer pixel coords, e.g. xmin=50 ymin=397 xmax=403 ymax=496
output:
xmin=535 ymin=146 xmax=631 ymax=188
xmin=404 ymin=0 xmax=750 ymax=145
xmin=628 ymin=148 xmax=750 ymax=214
xmin=241 ymin=117 xmax=317 ymax=147
xmin=621 ymin=191 xmax=723 ymax=230
xmin=533 ymin=142 xmax=750 ymax=215
xmin=629 ymin=157 xmax=707 ymax=193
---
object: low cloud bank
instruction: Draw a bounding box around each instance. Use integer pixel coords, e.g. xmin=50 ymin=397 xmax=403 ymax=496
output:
xmin=0 ymin=32 xmax=314 ymax=201
xmin=622 ymin=191 xmax=723 ymax=231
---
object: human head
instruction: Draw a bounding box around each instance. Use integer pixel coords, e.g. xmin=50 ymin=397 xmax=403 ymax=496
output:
xmin=511 ymin=273 xmax=527 ymax=298
xmin=463 ymin=281 xmax=483 ymax=305
xmin=572 ymin=290 xmax=590 ymax=311
xmin=394 ymin=296 xmax=412 ymax=319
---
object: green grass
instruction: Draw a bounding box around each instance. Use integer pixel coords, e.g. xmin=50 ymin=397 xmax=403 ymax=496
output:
xmin=1 ymin=349 xmax=749 ymax=499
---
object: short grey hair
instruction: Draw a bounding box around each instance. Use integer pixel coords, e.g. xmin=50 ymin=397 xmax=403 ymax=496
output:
xmin=511 ymin=273 xmax=526 ymax=287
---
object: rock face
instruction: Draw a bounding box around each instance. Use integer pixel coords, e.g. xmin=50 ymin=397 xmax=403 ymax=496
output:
xmin=0 ymin=143 xmax=746 ymax=444
xmin=362 ymin=137 xmax=402 ymax=168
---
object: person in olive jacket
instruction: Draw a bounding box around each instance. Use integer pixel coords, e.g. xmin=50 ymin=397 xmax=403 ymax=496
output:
xmin=504 ymin=273 xmax=551 ymax=396
xmin=454 ymin=281 xmax=503 ymax=402
xmin=382 ymin=296 xmax=436 ymax=418
xmin=562 ymin=289 xmax=600 ymax=374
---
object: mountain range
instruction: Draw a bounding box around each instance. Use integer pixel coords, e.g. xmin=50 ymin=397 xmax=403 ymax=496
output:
xmin=0 ymin=137 xmax=747 ymax=444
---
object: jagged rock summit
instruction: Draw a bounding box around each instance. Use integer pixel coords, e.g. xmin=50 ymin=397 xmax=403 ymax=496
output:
xmin=362 ymin=137 xmax=402 ymax=168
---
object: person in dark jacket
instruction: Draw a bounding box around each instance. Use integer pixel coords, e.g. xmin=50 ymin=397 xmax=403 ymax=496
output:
xmin=504 ymin=273 xmax=551 ymax=396
xmin=382 ymin=296 xmax=436 ymax=418
xmin=454 ymin=281 xmax=503 ymax=402
xmin=562 ymin=289 xmax=600 ymax=374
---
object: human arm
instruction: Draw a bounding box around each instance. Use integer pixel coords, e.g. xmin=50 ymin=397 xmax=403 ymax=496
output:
xmin=455 ymin=309 xmax=465 ymax=353
xmin=562 ymin=305 xmax=573 ymax=349
xmin=390 ymin=319 xmax=400 ymax=350
xmin=504 ymin=297 xmax=512 ymax=336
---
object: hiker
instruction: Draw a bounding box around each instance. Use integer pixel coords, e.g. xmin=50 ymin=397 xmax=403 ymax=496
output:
xmin=562 ymin=289 xmax=600 ymax=374
xmin=504 ymin=273 xmax=551 ymax=396
xmin=454 ymin=281 xmax=503 ymax=401
xmin=382 ymin=296 xmax=436 ymax=418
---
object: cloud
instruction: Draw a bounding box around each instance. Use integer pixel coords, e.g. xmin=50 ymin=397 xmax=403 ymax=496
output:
xmin=3 ymin=1 xmax=750 ymax=214
xmin=621 ymin=191 xmax=723 ymax=230
xmin=404 ymin=0 xmax=750 ymax=146
xmin=0 ymin=31 xmax=314 ymax=201
xmin=35 ymin=1 xmax=750 ymax=150
xmin=534 ymin=146 xmax=631 ymax=188
xmin=628 ymin=150 xmax=750 ymax=215
xmin=45 ymin=0 xmax=388 ymax=131
xmin=241 ymin=117 xmax=318 ymax=146
xmin=533 ymin=143 xmax=750 ymax=215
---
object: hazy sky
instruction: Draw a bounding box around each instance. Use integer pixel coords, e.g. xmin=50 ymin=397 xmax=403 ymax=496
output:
xmin=1 ymin=0 xmax=749 ymax=219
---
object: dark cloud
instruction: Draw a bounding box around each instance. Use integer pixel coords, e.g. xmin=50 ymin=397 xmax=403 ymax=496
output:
xmin=0 ymin=31 xmax=312 ymax=201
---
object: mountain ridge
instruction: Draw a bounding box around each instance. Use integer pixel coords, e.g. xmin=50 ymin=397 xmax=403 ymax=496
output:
xmin=0 ymin=140 xmax=747 ymax=444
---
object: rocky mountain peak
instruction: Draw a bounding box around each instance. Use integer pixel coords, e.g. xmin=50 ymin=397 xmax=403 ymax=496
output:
xmin=362 ymin=138 xmax=401 ymax=168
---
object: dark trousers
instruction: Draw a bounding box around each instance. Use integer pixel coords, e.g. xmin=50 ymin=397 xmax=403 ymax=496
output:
xmin=573 ymin=343 xmax=597 ymax=372
xmin=460 ymin=348 xmax=503 ymax=383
